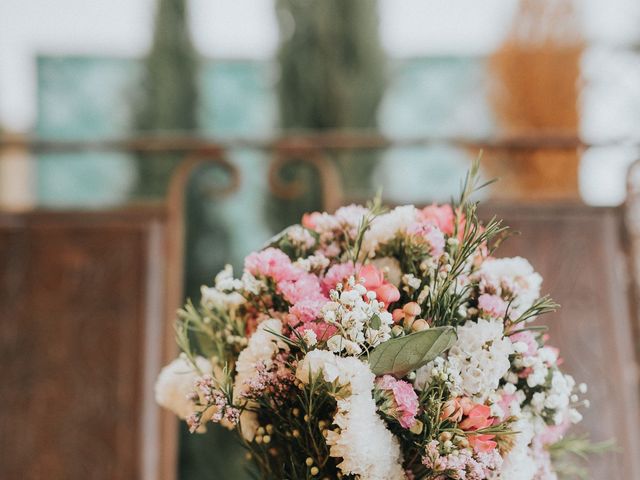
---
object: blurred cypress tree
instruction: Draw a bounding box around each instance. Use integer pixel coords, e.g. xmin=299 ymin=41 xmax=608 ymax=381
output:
xmin=269 ymin=0 xmax=386 ymax=231
xmin=134 ymin=1 xmax=241 ymax=479
xmin=134 ymin=0 xmax=198 ymax=197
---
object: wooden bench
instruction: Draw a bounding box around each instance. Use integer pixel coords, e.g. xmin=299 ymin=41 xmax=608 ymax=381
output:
xmin=0 ymin=208 xmax=178 ymax=480
xmin=481 ymin=203 xmax=640 ymax=479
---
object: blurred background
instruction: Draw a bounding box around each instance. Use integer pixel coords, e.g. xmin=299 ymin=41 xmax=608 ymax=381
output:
xmin=1 ymin=0 xmax=640 ymax=479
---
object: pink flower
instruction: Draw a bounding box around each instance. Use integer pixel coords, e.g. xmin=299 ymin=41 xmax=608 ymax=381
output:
xmin=279 ymin=272 xmax=324 ymax=305
xmin=459 ymin=404 xmax=493 ymax=431
xmin=422 ymin=439 xmax=502 ymax=478
xmin=478 ymin=293 xmax=508 ymax=319
xmin=358 ymin=264 xmax=401 ymax=307
xmin=360 ymin=263 xmax=385 ymax=288
xmin=322 ymin=262 xmax=357 ymax=294
xmin=496 ymin=392 xmax=518 ymax=421
xmin=407 ymin=221 xmax=445 ymax=258
xmin=418 ymin=203 xmax=465 ymax=235
xmin=302 ymin=212 xmax=321 ymax=230
xmin=468 ymin=434 xmax=498 ymax=453
xmin=440 ymin=398 xmax=464 ymax=422
xmin=289 ymin=298 xmax=325 ymax=323
xmin=293 ymin=321 xmax=337 ymax=342
xmin=323 ymin=263 xmax=400 ymax=306
xmin=376 ymin=283 xmax=401 ymax=306
xmin=518 ymin=367 xmax=533 ymax=379
xmin=536 ymin=421 xmax=570 ymax=446
xmin=419 ymin=204 xmax=456 ymax=236
xmin=376 ymin=375 xmax=419 ymax=429
xmin=457 ymin=400 xmax=498 ymax=454
xmin=510 ymin=330 xmax=538 ymax=357
xmin=244 ymin=247 xmax=301 ymax=282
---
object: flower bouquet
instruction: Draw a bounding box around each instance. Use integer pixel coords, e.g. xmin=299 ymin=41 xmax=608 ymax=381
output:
xmin=156 ymin=163 xmax=592 ymax=479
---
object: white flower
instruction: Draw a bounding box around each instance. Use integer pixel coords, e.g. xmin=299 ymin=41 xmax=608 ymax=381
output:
xmin=362 ymin=205 xmax=418 ymax=253
xmin=310 ymin=204 xmax=369 ymax=234
xmin=302 ymin=329 xmax=318 ymax=347
xmin=477 ymin=257 xmax=543 ymax=320
xmin=414 ymin=356 xmax=462 ymax=393
xmin=240 ymin=271 xmax=266 ymax=295
xmin=334 ymin=204 xmax=370 ymax=230
xmin=296 ymin=349 xmax=340 ymax=384
xmin=200 ymin=265 xmax=246 ymax=309
xmin=294 ymin=253 xmax=330 ymax=272
xmin=402 ymin=273 xmax=422 ymax=290
xmin=233 ymin=319 xmax=286 ymax=440
xmin=296 ymin=351 xmax=406 ymax=480
xmin=155 ymin=355 xmax=212 ymax=420
xmin=323 ymin=278 xmax=394 ymax=355
xmin=499 ymin=416 xmax=537 ymax=480
xmin=327 ymin=335 xmax=362 ymax=355
xmin=568 ymin=409 xmax=583 ymax=424
xmin=440 ymin=319 xmax=513 ymax=401
xmin=287 ymin=225 xmax=317 ymax=248
xmin=200 ymin=286 xmax=245 ymax=310
xmin=214 ymin=264 xmax=243 ymax=291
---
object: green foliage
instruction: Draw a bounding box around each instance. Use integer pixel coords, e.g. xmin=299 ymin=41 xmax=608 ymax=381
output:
xmin=176 ymin=298 xmax=247 ymax=371
xmin=454 ymin=153 xmax=497 ymax=209
xmin=507 ymin=295 xmax=559 ymax=329
xmin=346 ymin=194 xmax=386 ymax=264
xmin=242 ymin=372 xmax=340 ymax=479
xmin=428 ymin=207 xmax=508 ymax=328
xmin=549 ymin=435 xmax=616 ymax=479
xmin=367 ymin=326 xmax=457 ymax=377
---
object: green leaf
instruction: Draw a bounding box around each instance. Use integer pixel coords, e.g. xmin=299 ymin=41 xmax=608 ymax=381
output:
xmin=370 ymin=314 xmax=382 ymax=330
xmin=367 ymin=326 xmax=457 ymax=377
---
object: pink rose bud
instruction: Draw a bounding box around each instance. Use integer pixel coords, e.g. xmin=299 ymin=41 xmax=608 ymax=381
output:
xmin=468 ymin=434 xmax=498 ymax=453
xmin=440 ymin=399 xmax=463 ymax=422
xmin=459 ymin=404 xmax=493 ymax=431
xmin=392 ymin=308 xmax=405 ymax=323
xmin=402 ymin=302 xmax=421 ymax=317
xmin=302 ymin=212 xmax=320 ymax=229
xmin=376 ymin=283 xmax=400 ymax=306
xmin=359 ymin=264 xmax=384 ymax=289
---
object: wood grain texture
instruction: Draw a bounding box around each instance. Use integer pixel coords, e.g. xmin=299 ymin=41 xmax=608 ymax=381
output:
xmin=481 ymin=202 xmax=640 ymax=479
xmin=0 ymin=208 xmax=178 ymax=480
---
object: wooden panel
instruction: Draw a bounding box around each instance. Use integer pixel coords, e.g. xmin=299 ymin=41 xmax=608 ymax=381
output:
xmin=0 ymin=208 xmax=177 ymax=480
xmin=482 ymin=203 xmax=640 ymax=479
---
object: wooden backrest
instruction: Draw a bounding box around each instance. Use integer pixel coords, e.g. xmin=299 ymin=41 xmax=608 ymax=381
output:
xmin=0 ymin=208 xmax=177 ymax=480
xmin=481 ymin=203 xmax=640 ymax=478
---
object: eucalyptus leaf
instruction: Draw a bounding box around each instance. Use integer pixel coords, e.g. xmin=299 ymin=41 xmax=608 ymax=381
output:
xmin=367 ymin=326 xmax=457 ymax=377
xmin=370 ymin=314 xmax=382 ymax=330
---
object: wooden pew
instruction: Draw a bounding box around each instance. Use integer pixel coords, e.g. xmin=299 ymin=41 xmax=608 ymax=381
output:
xmin=481 ymin=203 xmax=640 ymax=479
xmin=0 ymin=208 xmax=177 ymax=480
